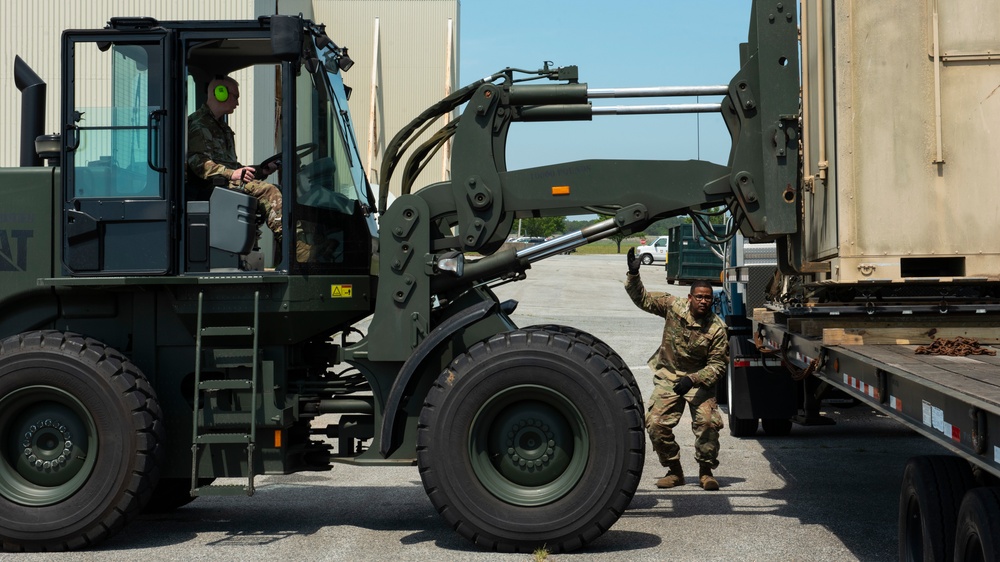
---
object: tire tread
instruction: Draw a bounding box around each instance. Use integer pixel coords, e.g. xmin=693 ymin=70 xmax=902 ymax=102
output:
xmin=417 ymin=328 xmax=644 ymax=553
xmin=0 ymin=331 xmax=165 ymax=552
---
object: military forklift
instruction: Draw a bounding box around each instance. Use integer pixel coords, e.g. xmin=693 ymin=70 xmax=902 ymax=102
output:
xmin=0 ymin=3 xmax=798 ymax=553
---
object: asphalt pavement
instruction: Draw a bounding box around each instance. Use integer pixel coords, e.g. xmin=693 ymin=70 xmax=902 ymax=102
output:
xmin=3 ymin=254 xmax=946 ymax=562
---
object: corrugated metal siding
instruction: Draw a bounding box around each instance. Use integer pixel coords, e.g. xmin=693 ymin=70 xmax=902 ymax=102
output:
xmin=0 ymin=0 xmax=457 ymax=194
xmin=0 ymin=0 xmax=259 ymax=168
xmin=314 ymin=1 xmax=459 ymax=196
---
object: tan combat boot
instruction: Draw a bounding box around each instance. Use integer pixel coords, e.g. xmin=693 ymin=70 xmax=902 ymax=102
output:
xmin=699 ymin=466 xmax=719 ymax=491
xmin=655 ymin=462 xmax=685 ymax=488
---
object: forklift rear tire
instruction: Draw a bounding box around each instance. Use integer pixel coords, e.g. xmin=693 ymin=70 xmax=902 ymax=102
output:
xmin=417 ymin=329 xmax=644 ymax=553
xmin=143 ymin=478 xmax=214 ymax=514
xmin=899 ymin=455 xmax=976 ymax=562
xmin=0 ymin=331 xmax=164 ymax=551
xmin=953 ymin=487 xmax=1000 ymax=562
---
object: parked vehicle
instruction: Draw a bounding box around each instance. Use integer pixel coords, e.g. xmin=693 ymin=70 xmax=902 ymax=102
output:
xmin=512 ymin=236 xmax=546 ymax=245
xmin=634 ymin=235 xmax=668 ymax=264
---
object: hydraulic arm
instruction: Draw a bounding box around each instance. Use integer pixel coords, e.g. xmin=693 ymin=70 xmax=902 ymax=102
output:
xmin=364 ymin=0 xmax=801 ymax=363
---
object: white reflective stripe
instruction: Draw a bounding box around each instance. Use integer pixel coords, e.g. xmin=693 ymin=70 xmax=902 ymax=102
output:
xmin=843 ymin=373 xmax=879 ymax=399
xmin=734 ymin=358 xmax=782 ymax=368
xmin=889 ymin=395 xmax=903 ymax=411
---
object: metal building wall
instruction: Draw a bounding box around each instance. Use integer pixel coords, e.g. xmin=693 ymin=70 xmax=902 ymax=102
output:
xmin=0 ymin=0 xmax=458 ymax=201
xmin=313 ymin=0 xmax=459 ymax=197
xmin=0 ymin=0 xmax=264 ymax=168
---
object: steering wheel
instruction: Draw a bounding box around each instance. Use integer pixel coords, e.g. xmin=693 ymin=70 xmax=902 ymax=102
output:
xmin=256 ymin=143 xmax=318 ymax=174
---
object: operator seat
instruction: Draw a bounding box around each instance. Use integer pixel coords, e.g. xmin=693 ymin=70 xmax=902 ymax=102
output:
xmin=185 ymin=187 xmax=259 ymax=272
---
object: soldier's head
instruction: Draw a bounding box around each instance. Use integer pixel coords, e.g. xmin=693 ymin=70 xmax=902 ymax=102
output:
xmin=687 ymin=280 xmax=714 ymax=317
xmin=206 ymin=75 xmax=240 ymax=118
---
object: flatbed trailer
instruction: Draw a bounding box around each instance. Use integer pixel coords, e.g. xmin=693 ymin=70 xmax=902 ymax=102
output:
xmin=727 ymin=289 xmax=1000 ymax=561
xmin=753 ymin=321 xmax=1000 ymax=477
xmin=716 ymin=0 xmax=1000 ymax=556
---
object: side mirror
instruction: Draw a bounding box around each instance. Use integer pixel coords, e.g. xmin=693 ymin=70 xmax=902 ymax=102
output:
xmin=270 ymin=15 xmax=302 ymax=62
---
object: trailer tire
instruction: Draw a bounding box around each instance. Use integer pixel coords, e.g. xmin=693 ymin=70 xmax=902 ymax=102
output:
xmin=417 ymin=329 xmax=645 ymax=553
xmin=0 ymin=331 xmax=164 ymax=551
xmin=953 ymin=487 xmax=1000 ymax=562
xmin=728 ymin=414 xmax=759 ymax=437
xmin=726 ymin=336 xmax=759 ymax=437
xmin=899 ymin=455 xmax=976 ymax=562
xmin=524 ymin=324 xmax=643 ymax=407
xmin=761 ymin=418 xmax=792 ymax=437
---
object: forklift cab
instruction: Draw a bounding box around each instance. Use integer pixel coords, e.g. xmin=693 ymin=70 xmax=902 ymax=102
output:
xmin=59 ymin=16 xmax=377 ymax=276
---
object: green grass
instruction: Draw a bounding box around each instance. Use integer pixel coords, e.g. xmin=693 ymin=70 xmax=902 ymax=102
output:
xmin=494 ymin=238 xmax=643 ymax=256
xmin=568 ymin=239 xmax=640 ymax=255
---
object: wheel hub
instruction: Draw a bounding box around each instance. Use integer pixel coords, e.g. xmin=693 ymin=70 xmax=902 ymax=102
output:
xmin=17 ymin=415 xmax=81 ymax=483
xmin=470 ymin=385 xmax=589 ymax=506
xmin=491 ymin=404 xmax=572 ymax=487
xmin=1 ymin=386 xmax=95 ymax=505
xmin=504 ymin=418 xmax=556 ymax=470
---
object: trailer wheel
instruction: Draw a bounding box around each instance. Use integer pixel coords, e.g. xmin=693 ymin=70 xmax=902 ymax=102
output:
xmin=728 ymin=414 xmax=759 ymax=437
xmin=640 ymin=253 xmax=654 ymax=265
xmin=0 ymin=331 xmax=164 ymax=551
xmin=953 ymin=487 xmax=1000 ymax=562
xmin=761 ymin=418 xmax=792 ymax=437
xmin=726 ymin=336 xmax=759 ymax=437
xmin=899 ymin=455 xmax=976 ymax=562
xmin=524 ymin=324 xmax=643 ymax=407
xmin=417 ymin=329 xmax=644 ymax=553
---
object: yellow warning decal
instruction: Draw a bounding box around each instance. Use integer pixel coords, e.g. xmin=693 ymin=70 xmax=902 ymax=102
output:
xmin=330 ymin=284 xmax=353 ymax=298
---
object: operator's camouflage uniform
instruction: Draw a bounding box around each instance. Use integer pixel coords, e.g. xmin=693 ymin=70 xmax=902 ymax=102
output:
xmin=187 ymin=103 xmax=282 ymax=237
xmin=625 ymin=273 xmax=728 ymax=470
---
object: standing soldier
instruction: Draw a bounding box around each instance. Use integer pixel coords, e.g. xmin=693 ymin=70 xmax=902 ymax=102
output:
xmin=625 ymin=247 xmax=728 ymax=490
xmin=187 ymin=75 xmax=282 ymax=261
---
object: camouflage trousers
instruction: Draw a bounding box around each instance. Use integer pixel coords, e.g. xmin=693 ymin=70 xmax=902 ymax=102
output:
xmin=232 ymin=179 xmax=282 ymax=237
xmin=646 ymin=373 xmax=724 ymax=469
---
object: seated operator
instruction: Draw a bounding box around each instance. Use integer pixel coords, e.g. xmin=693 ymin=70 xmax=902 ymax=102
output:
xmin=187 ymin=75 xmax=283 ymax=262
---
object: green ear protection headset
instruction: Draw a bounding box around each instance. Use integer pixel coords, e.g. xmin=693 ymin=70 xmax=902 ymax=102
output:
xmin=214 ymin=83 xmax=229 ymax=102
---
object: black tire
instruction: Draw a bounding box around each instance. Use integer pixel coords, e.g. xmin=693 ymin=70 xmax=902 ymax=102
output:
xmin=524 ymin=324 xmax=643 ymax=407
xmin=728 ymin=414 xmax=759 ymax=437
xmin=142 ymin=478 xmax=213 ymax=514
xmin=761 ymin=418 xmax=793 ymax=437
xmin=640 ymin=253 xmax=654 ymax=265
xmin=899 ymin=455 xmax=976 ymax=562
xmin=417 ymin=329 xmax=645 ymax=553
xmin=726 ymin=336 xmax=759 ymax=437
xmin=954 ymin=487 xmax=1000 ymax=562
xmin=0 ymin=331 xmax=164 ymax=551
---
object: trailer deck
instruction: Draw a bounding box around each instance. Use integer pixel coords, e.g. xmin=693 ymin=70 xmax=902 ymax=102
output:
xmin=754 ymin=321 xmax=1000 ymax=479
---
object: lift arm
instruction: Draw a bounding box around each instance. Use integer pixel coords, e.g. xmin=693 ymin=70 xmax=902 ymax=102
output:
xmin=366 ymin=0 xmax=800 ymax=361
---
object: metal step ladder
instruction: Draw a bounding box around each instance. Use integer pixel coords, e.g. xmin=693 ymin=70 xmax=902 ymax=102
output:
xmin=190 ymin=290 xmax=260 ymax=497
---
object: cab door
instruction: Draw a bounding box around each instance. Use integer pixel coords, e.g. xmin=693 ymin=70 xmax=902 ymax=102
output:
xmin=62 ymin=30 xmax=175 ymax=274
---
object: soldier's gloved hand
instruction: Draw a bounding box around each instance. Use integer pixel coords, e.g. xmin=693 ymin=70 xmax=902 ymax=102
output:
xmin=627 ymin=247 xmax=642 ymax=275
xmin=231 ymin=166 xmax=257 ymax=183
xmin=673 ymin=376 xmax=694 ymax=396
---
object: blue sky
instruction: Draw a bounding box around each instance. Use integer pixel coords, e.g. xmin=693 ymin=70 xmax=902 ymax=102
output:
xmin=458 ymin=0 xmax=755 ymax=170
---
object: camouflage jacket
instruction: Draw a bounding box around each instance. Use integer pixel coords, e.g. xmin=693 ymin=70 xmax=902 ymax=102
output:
xmin=625 ymin=272 xmax=729 ymax=387
xmin=187 ymin=103 xmax=242 ymax=184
